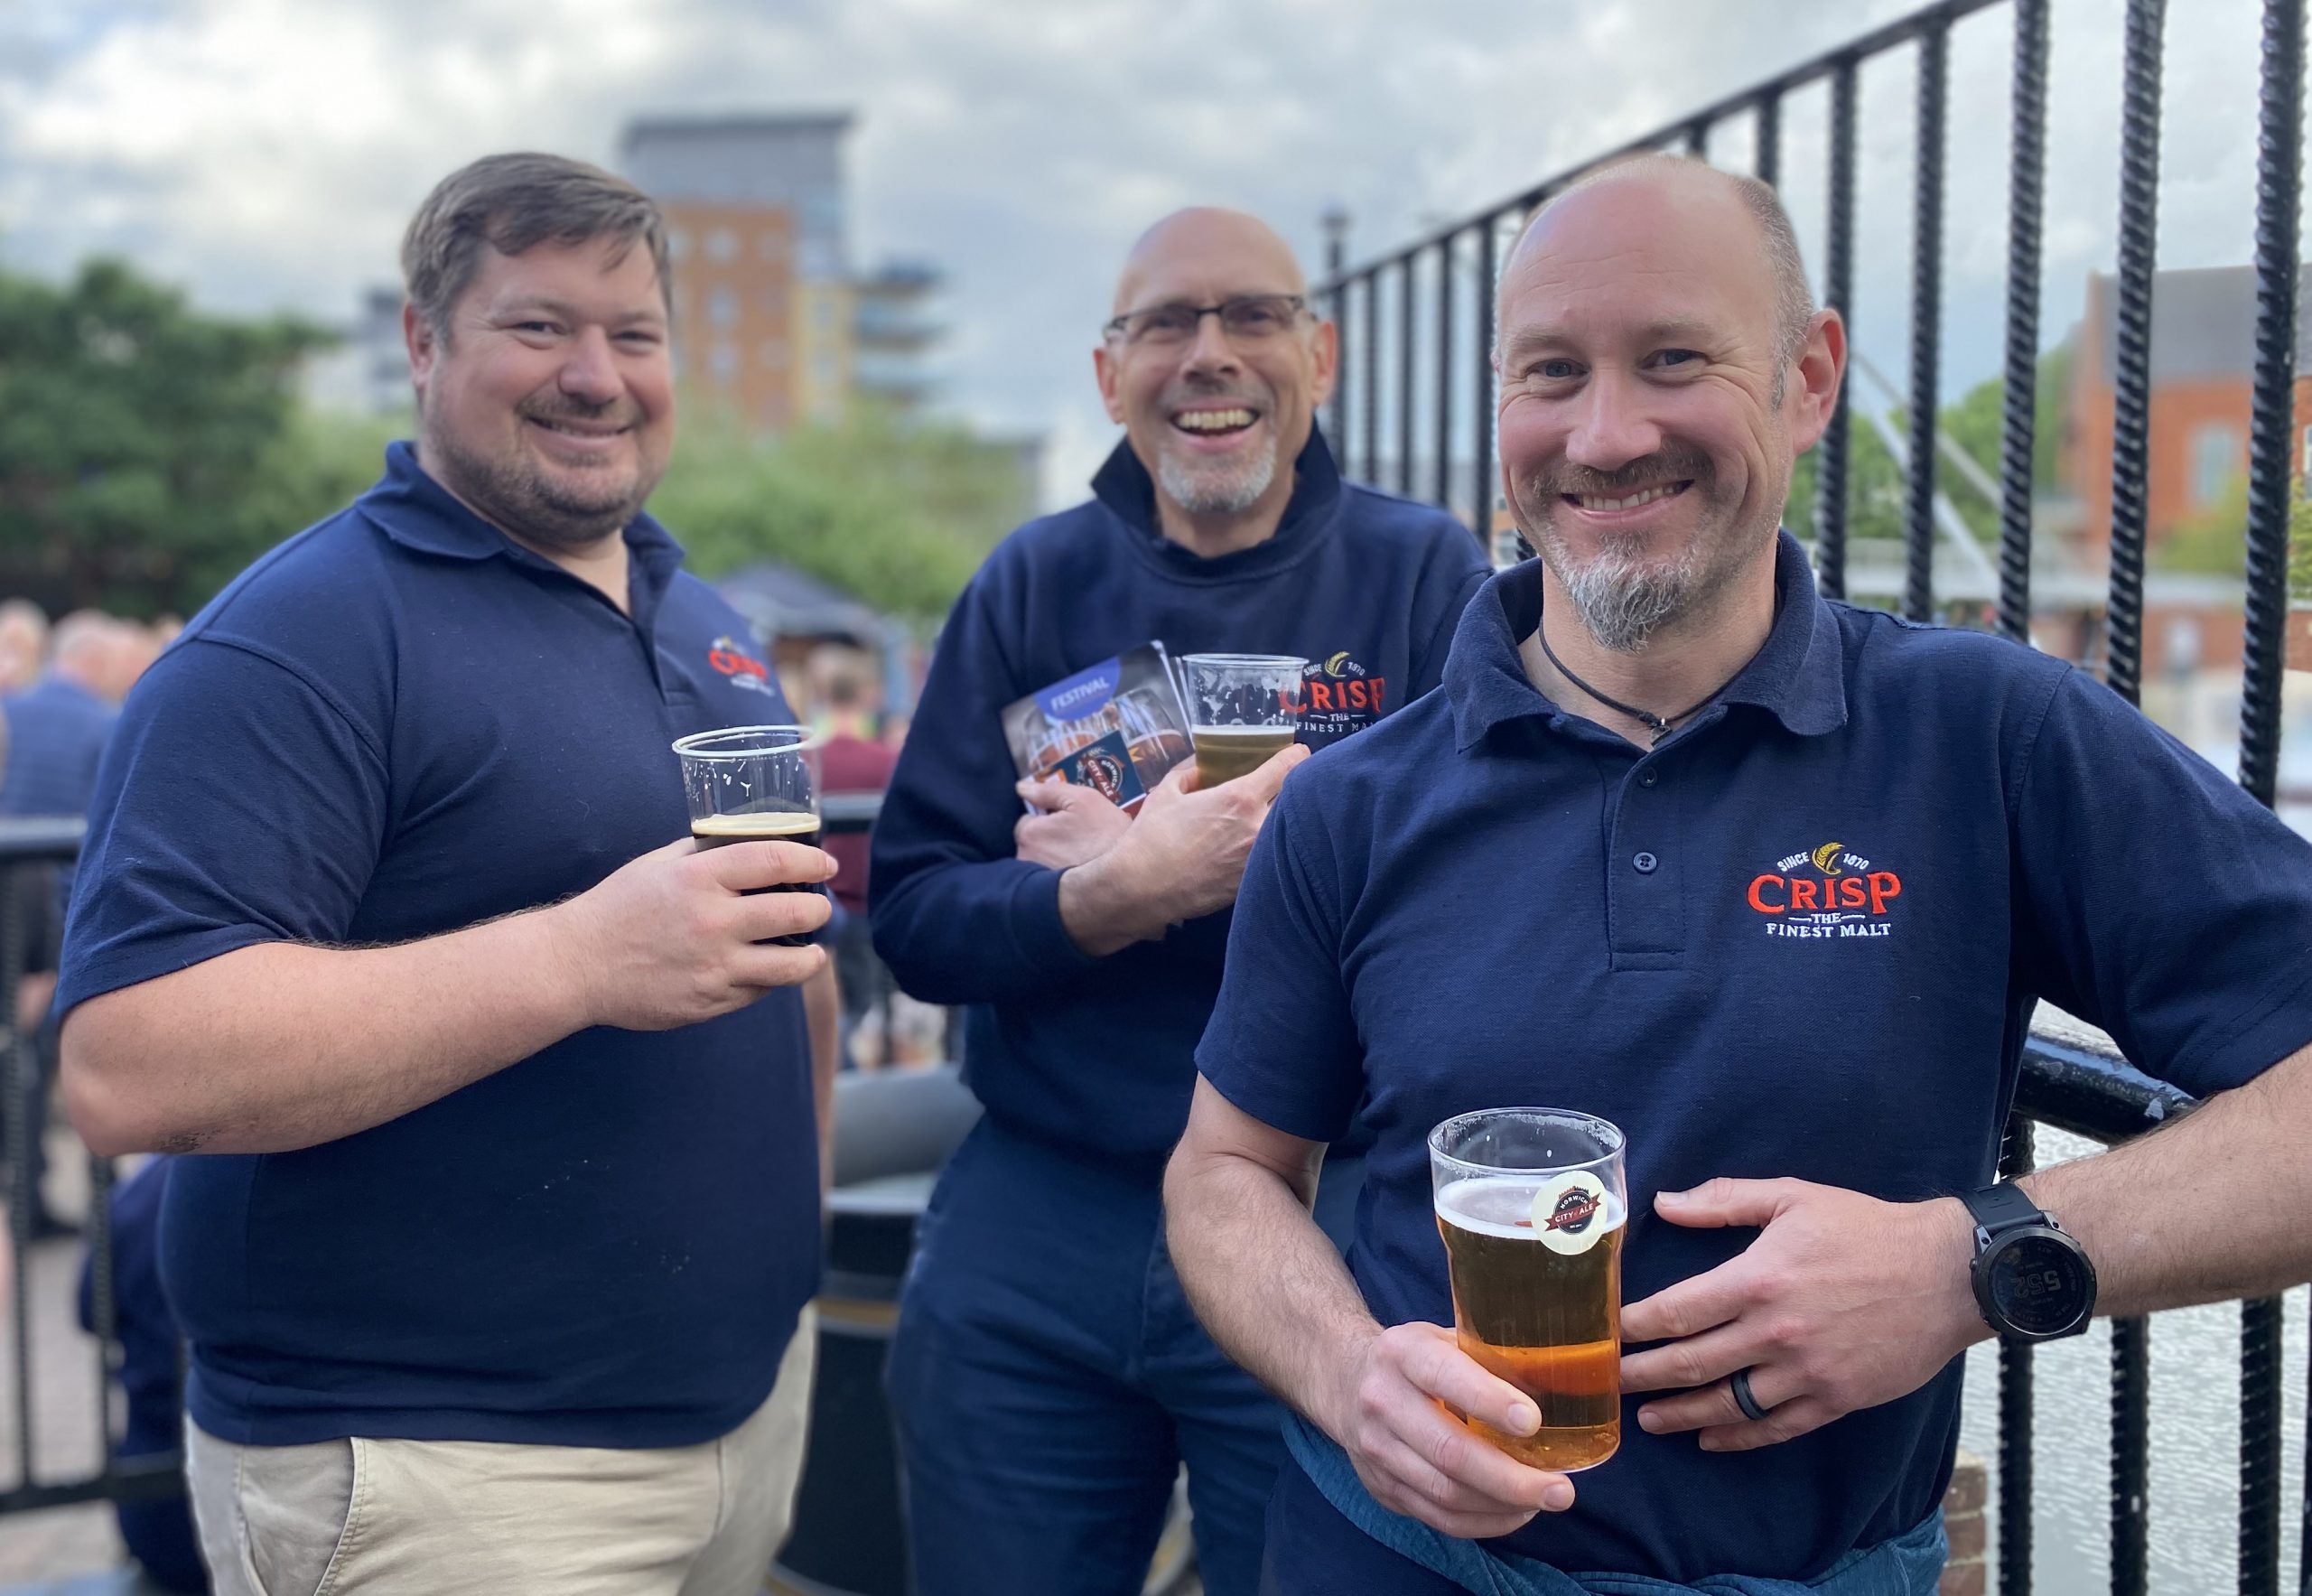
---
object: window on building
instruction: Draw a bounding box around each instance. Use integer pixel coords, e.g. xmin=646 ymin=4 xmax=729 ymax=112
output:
xmin=709 ymin=342 xmax=739 ymax=384
xmin=667 ymin=229 xmax=691 ymax=263
xmin=708 ymin=287 xmax=739 ymax=329
xmin=705 ymin=228 xmax=739 ymax=264
xmin=814 ymin=297 xmax=841 ymax=331
xmin=2189 ymin=423 xmax=2242 ymax=509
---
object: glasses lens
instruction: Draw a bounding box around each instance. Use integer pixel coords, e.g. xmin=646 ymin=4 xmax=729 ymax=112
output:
xmin=1129 ymin=305 xmax=1200 ymax=345
xmin=1220 ymin=296 xmax=1295 ymax=339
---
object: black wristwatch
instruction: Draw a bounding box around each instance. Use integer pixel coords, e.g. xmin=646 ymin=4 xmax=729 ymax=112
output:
xmin=1960 ymin=1182 xmax=2097 ymax=1342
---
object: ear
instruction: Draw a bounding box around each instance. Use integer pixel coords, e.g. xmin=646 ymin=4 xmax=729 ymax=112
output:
xmin=403 ymin=301 xmax=436 ymax=406
xmin=1308 ymin=316 xmax=1339 ymax=410
xmin=1094 ymin=341 xmax=1125 ymax=425
xmin=1785 ymin=308 xmax=1847 ymax=457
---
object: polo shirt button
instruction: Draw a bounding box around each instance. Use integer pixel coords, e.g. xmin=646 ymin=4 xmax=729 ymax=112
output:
xmin=1633 ymin=852 xmax=1658 ymax=874
xmin=1639 ymin=770 xmax=1659 ymax=787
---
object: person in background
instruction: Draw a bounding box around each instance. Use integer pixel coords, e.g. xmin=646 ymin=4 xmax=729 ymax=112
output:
xmin=78 ymin=1156 xmax=207 ymax=1593
xmin=809 ymin=644 xmax=899 ymax=1063
xmin=0 ymin=601 xmax=50 ymax=695
xmin=0 ymin=610 xmax=135 ymax=1239
xmin=869 ymin=206 xmax=1490 ymax=1596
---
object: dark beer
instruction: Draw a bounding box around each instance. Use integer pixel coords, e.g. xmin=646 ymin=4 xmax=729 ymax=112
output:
xmin=1191 ymin=724 xmax=1296 ymax=787
xmin=691 ymin=809 xmax=823 ymax=947
xmin=1434 ymin=1176 xmax=1625 ymax=1471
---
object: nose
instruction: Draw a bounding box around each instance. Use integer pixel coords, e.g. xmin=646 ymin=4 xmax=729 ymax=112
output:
xmin=559 ymin=326 xmax=623 ymax=406
xmin=1179 ymin=309 xmax=1245 ymax=379
xmin=1563 ymin=368 xmax=1664 ymax=474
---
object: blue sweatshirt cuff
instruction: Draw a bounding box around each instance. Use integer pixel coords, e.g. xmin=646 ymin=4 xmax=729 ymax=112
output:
xmin=1011 ymin=864 xmax=1104 ymax=978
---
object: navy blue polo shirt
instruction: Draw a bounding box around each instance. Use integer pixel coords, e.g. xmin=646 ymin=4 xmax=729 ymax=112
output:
xmin=58 ymin=443 xmax=822 ymax=1449
xmin=1198 ymin=532 xmax=2312 ymax=1582
xmin=871 ymin=428 xmax=1488 ymax=1172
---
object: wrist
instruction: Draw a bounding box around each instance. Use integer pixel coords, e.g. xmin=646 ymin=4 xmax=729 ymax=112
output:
xmin=1058 ymin=844 xmax=1171 ymax=955
xmin=518 ymin=898 xmax=603 ymax=1032
xmin=1316 ymin=1319 xmax=1384 ymax=1443
xmin=1922 ymin=1195 xmax=1994 ymax=1354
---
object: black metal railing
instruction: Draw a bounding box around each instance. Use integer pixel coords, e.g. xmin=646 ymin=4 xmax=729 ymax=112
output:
xmin=1318 ymin=2 xmax=2307 ymax=1593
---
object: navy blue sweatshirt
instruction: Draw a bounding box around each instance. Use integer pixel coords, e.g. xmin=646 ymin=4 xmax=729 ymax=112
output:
xmin=870 ymin=430 xmax=1488 ymax=1173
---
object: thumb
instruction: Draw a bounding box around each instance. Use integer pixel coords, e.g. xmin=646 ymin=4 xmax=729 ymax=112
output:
xmin=1155 ymin=759 xmax=1201 ymax=798
xmin=1018 ymin=775 xmax=1081 ymax=813
xmin=1654 ymin=1176 xmax=1798 ymax=1230
xmin=1238 ymin=740 xmax=1312 ymax=803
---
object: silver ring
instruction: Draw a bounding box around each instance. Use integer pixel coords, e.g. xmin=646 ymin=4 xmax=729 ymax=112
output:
xmin=1729 ymin=1367 xmax=1770 ymax=1422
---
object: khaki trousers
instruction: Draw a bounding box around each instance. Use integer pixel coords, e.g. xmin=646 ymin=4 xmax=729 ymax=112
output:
xmin=185 ymin=1308 xmax=816 ymax=1596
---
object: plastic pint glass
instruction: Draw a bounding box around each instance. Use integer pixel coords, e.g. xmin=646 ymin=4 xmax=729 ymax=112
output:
xmin=1429 ymin=1108 xmax=1627 ymax=1471
xmin=672 ymin=724 xmax=824 ymax=947
xmin=1177 ymin=654 xmax=1307 ymax=787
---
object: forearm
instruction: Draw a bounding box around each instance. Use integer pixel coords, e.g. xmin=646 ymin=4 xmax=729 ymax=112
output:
xmin=1057 ymin=848 xmax=1175 ymax=957
xmin=2024 ymin=1043 xmax=2312 ymax=1316
xmin=805 ymin=959 xmax=839 ymax=1191
xmin=872 ymin=859 xmax=1101 ymax=1004
xmin=61 ymin=906 xmax=590 ymax=1157
xmin=1163 ymin=1141 xmax=1380 ymax=1436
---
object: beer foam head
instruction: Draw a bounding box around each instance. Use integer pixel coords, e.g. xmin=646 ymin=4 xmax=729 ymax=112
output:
xmin=1436 ymin=1174 xmax=1626 ymax=1253
xmin=691 ymin=809 xmax=819 ymax=839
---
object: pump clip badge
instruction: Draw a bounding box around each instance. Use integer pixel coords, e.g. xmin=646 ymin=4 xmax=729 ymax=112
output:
xmin=1529 ymin=1171 xmax=1610 ymax=1256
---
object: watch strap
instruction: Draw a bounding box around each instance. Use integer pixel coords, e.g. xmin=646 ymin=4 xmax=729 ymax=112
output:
xmin=1960 ymin=1181 xmax=2045 ymax=1240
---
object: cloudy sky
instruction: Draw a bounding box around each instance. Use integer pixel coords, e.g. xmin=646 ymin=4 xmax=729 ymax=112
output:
xmin=0 ymin=0 xmax=2291 ymax=506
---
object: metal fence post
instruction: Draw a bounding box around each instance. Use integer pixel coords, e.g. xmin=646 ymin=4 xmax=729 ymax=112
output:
xmin=1997 ymin=0 xmax=2050 ymax=646
xmin=1818 ymin=57 xmax=1860 ymax=602
xmin=1904 ymin=15 xmax=1949 ymax=624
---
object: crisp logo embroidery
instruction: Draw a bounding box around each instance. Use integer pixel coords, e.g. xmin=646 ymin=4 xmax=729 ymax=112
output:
xmin=1746 ymin=841 xmax=1904 ymax=939
xmin=708 ymin=636 xmax=776 ymax=695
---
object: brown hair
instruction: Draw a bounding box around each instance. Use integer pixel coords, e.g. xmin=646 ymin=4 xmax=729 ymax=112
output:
xmin=400 ymin=153 xmax=671 ymax=337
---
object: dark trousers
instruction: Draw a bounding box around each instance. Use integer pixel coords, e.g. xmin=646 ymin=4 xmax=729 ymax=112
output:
xmin=1258 ymin=1453 xmax=1462 ymax=1596
xmin=888 ymin=1119 xmax=1282 ymax=1596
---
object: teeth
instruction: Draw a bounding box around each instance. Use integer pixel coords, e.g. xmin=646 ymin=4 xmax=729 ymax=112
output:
xmin=1577 ymin=484 xmax=1679 ymax=511
xmin=1176 ymin=408 xmax=1255 ymax=433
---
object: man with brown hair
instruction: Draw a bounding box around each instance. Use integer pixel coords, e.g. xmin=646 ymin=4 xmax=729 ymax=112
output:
xmin=58 ymin=153 xmax=837 ymax=1595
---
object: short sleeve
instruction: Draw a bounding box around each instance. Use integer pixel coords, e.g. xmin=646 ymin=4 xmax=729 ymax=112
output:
xmin=1194 ymin=784 xmax=1366 ymax=1143
xmin=2013 ymin=668 xmax=2312 ymax=1097
xmin=58 ymin=639 xmax=389 ymax=1016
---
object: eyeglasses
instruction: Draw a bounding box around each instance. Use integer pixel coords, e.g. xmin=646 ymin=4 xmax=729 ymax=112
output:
xmin=1102 ymin=294 xmax=1309 ymax=349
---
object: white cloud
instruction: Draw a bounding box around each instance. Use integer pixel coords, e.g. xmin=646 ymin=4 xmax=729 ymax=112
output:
xmin=0 ymin=0 xmax=2291 ymax=512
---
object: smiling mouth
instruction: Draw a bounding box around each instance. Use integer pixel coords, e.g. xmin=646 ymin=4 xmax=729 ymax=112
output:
xmin=1564 ymin=481 xmax=1691 ymax=512
xmin=527 ymin=415 xmax=629 ymax=443
xmin=1172 ymin=407 xmax=1259 ymax=438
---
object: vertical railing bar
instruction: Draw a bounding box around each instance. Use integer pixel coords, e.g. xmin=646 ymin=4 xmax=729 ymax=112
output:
xmin=1361 ymin=272 xmax=1381 ymax=485
xmin=1999 ymin=1115 xmax=2037 ymax=1596
xmin=2112 ymin=1315 xmax=2151 ymax=1596
xmin=1326 ymin=214 xmax=1350 ymax=475
xmin=2240 ymin=7 xmax=2302 ymax=1595
xmin=1756 ymin=92 xmax=1782 ymax=189
xmin=1472 ymin=212 xmax=1498 ymax=556
xmin=1435 ymin=235 xmax=1455 ymax=509
xmin=1904 ymin=17 xmax=1949 ymax=624
xmin=1686 ymin=118 xmax=1710 ymax=158
xmin=1998 ymin=0 xmax=2050 ymax=647
xmin=1817 ymin=57 xmax=1859 ymax=602
xmin=2104 ymin=0 xmax=2166 ymax=708
xmin=88 ymin=1153 xmax=116 ymax=1473
xmin=3 ymin=870 xmax=32 ymax=1491
xmin=1399 ymin=257 xmax=1418 ymax=499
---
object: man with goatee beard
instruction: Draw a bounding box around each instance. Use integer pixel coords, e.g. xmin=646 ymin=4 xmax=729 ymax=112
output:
xmin=57 ymin=154 xmax=837 ymax=1596
xmin=1169 ymin=154 xmax=2312 ymax=1595
xmin=869 ymin=208 xmax=1488 ymax=1595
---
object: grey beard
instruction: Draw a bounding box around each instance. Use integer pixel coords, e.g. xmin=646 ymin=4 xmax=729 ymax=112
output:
xmin=1538 ymin=531 xmax=1703 ymax=653
xmin=1157 ymin=441 xmax=1277 ymax=518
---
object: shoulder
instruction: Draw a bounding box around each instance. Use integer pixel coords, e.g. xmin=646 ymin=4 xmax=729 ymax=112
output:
xmin=663 ymin=569 xmax=756 ymax=639
xmin=1334 ymin=483 xmax=1482 ymax=564
xmin=182 ymin=503 xmax=398 ymax=660
xmin=1828 ymin=601 xmax=2072 ymax=714
xmin=1280 ymin=686 xmax=1457 ymax=826
xmin=979 ymin=500 xmax=1114 ymax=582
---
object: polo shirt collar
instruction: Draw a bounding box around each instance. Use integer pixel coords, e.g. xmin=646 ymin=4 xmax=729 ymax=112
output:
xmin=1090 ymin=425 xmax=1343 ymax=580
xmin=1445 ymin=527 xmax=1849 ymax=752
xmin=359 ymin=440 xmax=686 ymax=577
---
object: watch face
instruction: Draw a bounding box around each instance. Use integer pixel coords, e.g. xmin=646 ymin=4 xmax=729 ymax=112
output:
xmin=1987 ymin=1232 xmax=2093 ymax=1337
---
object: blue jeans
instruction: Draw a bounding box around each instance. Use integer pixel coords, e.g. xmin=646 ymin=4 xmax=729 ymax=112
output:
xmin=887 ymin=1119 xmax=1282 ymax=1596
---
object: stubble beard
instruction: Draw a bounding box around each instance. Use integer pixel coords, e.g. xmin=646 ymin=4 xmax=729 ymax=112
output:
xmin=423 ymin=402 xmax=658 ymax=552
xmin=1157 ymin=439 xmax=1279 ymax=518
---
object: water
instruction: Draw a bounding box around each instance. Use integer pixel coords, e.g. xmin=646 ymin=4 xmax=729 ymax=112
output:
xmin=1955 ymin=1128 xmax=2308 ymax=1594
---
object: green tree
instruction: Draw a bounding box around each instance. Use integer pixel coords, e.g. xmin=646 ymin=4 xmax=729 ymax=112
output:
xmin=651 ymin=402 xmax=1030 ymax=625
xmin=0 ymin=258 xmax=341 ymax=615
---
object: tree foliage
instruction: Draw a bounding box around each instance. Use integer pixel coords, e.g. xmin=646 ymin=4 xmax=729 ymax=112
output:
xmin=0 ymin=258 xmax=347 ymax=616
xmin=651 ymin=401 xmax=1030 ymax=625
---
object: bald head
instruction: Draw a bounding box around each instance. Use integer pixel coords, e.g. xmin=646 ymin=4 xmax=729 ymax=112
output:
xmin=1503 ymin=155 xmax=1813 ymax=377
xmin=1114 ymin=207 xmax=1306 ymax=315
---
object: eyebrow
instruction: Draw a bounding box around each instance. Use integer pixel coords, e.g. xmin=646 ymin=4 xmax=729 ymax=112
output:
xmin=1498 ymin=316 xmax=1720 ymax=364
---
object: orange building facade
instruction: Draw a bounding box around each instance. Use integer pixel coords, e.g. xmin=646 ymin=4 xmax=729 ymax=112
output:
xmin=661 ymin=201 xmax=799 ymax=431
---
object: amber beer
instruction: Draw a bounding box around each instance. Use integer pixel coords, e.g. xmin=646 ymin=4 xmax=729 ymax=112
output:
xmin=1191 ymin=724 xmax=1297 ymax=786
xmin=672 ymin=725 xmax=825 ymax=949
xmin=1434 ymin=1176 xmax=1626 ymax=1470
xmin=1428 ymin=1108 xmax=1628 ymax=1472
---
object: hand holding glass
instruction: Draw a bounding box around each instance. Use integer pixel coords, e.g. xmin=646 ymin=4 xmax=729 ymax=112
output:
xmin=673 ymin=725 xmax=825 ymax=948
xmin=1179 ymin=654 xmax=1306 ymax=788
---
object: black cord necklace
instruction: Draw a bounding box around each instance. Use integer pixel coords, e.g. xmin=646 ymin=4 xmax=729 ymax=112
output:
xmin=1534 ymin=609 xmax=1729 ymax=747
